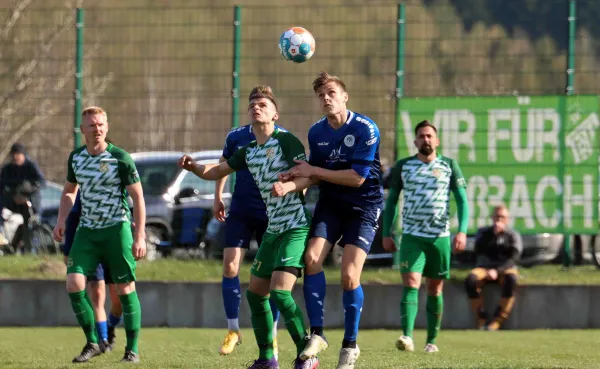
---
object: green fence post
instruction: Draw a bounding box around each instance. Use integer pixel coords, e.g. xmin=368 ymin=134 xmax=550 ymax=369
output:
xmin=73 ymin=8 xmax=84 ymax=149
xmin=566 ymin=0 xmax=576 ymax=96
xmin=230 ymin=5 xmax=242 ymax=193
xmin=560 ymin=0 xmax=576 ymax=268
xmin=392 ymin=3 xmax=406 ymax=269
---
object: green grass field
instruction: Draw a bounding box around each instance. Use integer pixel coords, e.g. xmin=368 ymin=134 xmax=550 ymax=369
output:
xmin=0 ymin=328 xmax=597 ymax=368
xmin=1 ymin=255 xmax=599 ymax=285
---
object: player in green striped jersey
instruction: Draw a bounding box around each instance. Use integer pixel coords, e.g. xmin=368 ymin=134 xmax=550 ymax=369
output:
xmin=53 ymin=106 xmax=146 ymax=364
xmin=382 ymin=120 xmax=469 ymax=354
xmin=178 ymin=86 xmax=318 ymax=369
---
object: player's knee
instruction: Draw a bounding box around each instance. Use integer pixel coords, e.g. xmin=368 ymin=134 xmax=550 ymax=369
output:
xmin=465 ymin=274 xmax=480 ymax=298
xmin=304 ymin=251 xmax=323 ymax=274
xmin=501 ymin=273 xmax=518 ymax=297
xmin=66 ymin=273 xmax=86 ymax=293
xmin=341 ymin=270 xmax=360 ymax=290
xmin=426 ymin=280 xmax=443 ymax=296
xmin=223 ymin=259 xmax=240 ymax=278
xmin=116 ymin=281 xmax=136 ymax=295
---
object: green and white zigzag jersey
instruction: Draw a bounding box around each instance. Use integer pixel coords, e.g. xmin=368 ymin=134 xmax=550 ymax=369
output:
xmin=67 ymin=143 xmax=140 ymax=229
xmin=391 ymin=154 xmax=466 ymax=238
xmin=227 ymin=128 xmax=310 ymax=234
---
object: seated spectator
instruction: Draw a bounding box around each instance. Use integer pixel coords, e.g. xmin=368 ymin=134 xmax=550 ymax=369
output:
xmin=464 ymin=205 xmax=522 ymax=330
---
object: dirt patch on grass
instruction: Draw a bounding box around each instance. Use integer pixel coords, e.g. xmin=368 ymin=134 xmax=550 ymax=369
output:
xmin=30 ymin=259 xmax=66 ymax=277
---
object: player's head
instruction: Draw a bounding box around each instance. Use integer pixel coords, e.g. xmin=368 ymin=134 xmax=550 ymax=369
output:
xmin=492 ymin=205 xmax=510 ymax=233
xmin=81 ymin=106 xmax=109 ymax=145
xmin=414 ymin=120 xmax=439 ymax=156
xmin=248 ymin=85 xmax=279 ymax=125
xmin=312 ymin=72 xmax=348 ymax=116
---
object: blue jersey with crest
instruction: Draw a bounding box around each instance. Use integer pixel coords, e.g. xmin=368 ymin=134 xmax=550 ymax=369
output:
xmin=222 ymin=124 xmax=285 ymax=219
xmin=308 ymin=111 xmax=383 ymax=208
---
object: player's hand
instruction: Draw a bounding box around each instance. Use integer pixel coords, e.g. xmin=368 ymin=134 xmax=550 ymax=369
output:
xmin=290 ymin=160 xmax=315 ymax=178
xmin=213 ymin=198 xmax=226 ymax=222
xmin=278 ymin=171 xmax=293 ymax=182
xmin=132 ymin=238 xmax=146 ymax=261
xmin=452 ymin=232 xmax=466 ymax=253
xmin=177 ymin=155 xmax=196 ymax=171
xmin=52 ymin=221 xmax=65 ymax=242
xmin=382 ymin=236 xmax=397 ymax=252
xmin=487 ymin=269 xmax=498 ymax=281
xmin=272 ymin=181 xmax=289 ymax=197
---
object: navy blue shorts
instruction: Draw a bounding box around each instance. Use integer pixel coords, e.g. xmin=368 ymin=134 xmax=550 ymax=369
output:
xmin=224 ymin=212 xmax=268 ymax=249
xmin=87 ymin=263 xmax=113 ymax=284
xmin=309 ymin=199 xmax=382 ymax=253
xmin=63 ymin=211 xmax=113 ymax=284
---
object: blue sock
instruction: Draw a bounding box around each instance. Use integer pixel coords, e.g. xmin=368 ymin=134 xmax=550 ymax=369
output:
xmin=108 ymin=313 xmax=121 ymax=328
xmin=303 ymin=271 xmax=326 ymax=330
xmin=342 ymin=285 xmax=364 ymax=343
xmin=222 ymin=276 xmax=242 ymax=320
xmin=269 ymin=295 xmax=280 ymax=324
xmin=96 ymin=321 xmax=108 ymax=341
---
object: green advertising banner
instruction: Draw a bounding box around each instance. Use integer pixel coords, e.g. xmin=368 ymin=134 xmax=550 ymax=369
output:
xmin=396 ymin=95 xmax=599 ymax=235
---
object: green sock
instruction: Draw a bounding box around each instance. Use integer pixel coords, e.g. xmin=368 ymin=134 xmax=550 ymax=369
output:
xmin=69 ymin=291 xmax=98 ymax=344
xmin=271 ymin=289 xmax=308 ymax=356
xmin=246 ymin=290 xmax=274 ymax=360
xmin=401 ymin=287 xmax=419 ymax=338
xmin=426 ymin=294 xmax=444 ymax=344
xmin=119 ymin=291 xmax=142 ymax=354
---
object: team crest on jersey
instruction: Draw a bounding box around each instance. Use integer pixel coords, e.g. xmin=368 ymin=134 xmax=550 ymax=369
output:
xmin=344 ymin=135 xmax=355 ymax=147
xmin=99 ymin=162 xmax=109 ymax=173
xmin=432 ymin=168 xmax=441 ymax=178
xmin=266 ymin=148 xmax=275 ymax=159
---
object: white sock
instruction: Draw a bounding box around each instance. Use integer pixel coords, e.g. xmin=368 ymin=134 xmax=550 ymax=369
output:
xmin=227 ymin=318 xmax=240 ymax=332
xmin=272 ymin=322 xmax=278 ymax=338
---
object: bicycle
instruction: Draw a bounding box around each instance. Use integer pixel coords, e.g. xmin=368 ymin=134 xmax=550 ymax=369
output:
xmin=0 ymin=195 xmax=57 ymax=256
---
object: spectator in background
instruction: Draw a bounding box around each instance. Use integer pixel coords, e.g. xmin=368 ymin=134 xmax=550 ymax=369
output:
xmin=0 ymin=143 xmax=45 ymax=246
xmin=464 ymin=205 xmax=523 ymax=331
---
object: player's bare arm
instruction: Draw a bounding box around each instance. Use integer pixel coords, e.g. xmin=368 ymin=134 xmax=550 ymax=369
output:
xmin=53 ymin=181 xmax=79 ymax=242
xmin=178 ymin=154 xmax=235 ymax=180
xmin=127 ymin=181 xmax=147 ymax=261
xmin=289 ymin=159 xmax=365 ymax=188
xmin=213 ymin=155 xmax=228 ymax=222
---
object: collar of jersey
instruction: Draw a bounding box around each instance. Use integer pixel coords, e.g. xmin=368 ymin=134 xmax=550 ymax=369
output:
xmin=86 ymin=142 xmax=112 ymax=157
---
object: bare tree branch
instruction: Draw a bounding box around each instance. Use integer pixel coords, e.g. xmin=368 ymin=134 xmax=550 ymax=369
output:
xmin=0 ymin=0 xmax=32 ymax=43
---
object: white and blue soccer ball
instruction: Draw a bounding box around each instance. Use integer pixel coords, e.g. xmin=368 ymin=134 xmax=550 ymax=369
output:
xmin=278 ymin=27 xmax=315 ymax=63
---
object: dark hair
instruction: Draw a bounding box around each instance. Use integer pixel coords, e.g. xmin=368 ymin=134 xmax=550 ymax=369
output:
xmin=414 ymin=120 xmax=437 ymax=136
xmin=248 ymin=85 xmax=278 ymax=111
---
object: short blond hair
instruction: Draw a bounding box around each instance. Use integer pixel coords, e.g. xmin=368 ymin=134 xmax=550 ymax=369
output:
xmin=312 ymin=72 xmax=347 ymax=94
xmin=249 ymin=85 xmax=278 ymax=111
xmin=82 ymin=106 xmax=107 ymax=121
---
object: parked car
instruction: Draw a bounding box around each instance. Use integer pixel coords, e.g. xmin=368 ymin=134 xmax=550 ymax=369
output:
xmin=131 ymin=150 xmax=230 ymax=256
xmin=39 ymin=181 xmax=63 ymax=228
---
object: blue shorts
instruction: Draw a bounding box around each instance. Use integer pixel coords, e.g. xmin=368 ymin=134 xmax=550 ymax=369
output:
xmin=87 ymin=263 xmax=113 ymax=284
xmin=63 ymin=210 xmax=112 ymax=284
xmin=224 ymin=212 xmax=268 ymax=249
xmin=309 ymin=199 xmax=382 ymax=253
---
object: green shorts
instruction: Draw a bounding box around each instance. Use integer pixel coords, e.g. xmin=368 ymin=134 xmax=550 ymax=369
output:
xmin=399 ymin=233 xmax=451 ymax=279
xmin=251 ymin=226 xmax=309 ymax=279
xmin=67 ymin=221 xmax=136 ymax=283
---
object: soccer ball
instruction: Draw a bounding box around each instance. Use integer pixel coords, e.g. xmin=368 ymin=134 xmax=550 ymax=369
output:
xmin=278 ymin=27 xmax=315 ymax=63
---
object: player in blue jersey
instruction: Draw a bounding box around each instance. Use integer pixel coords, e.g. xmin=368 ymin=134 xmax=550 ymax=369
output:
xmin=214 ymin=124 xmax=282 ymax=356
xmin=62 ymin=190 xmax=124 ymax=353
xmin=282 ymin=72 xmax=383 ymax=369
